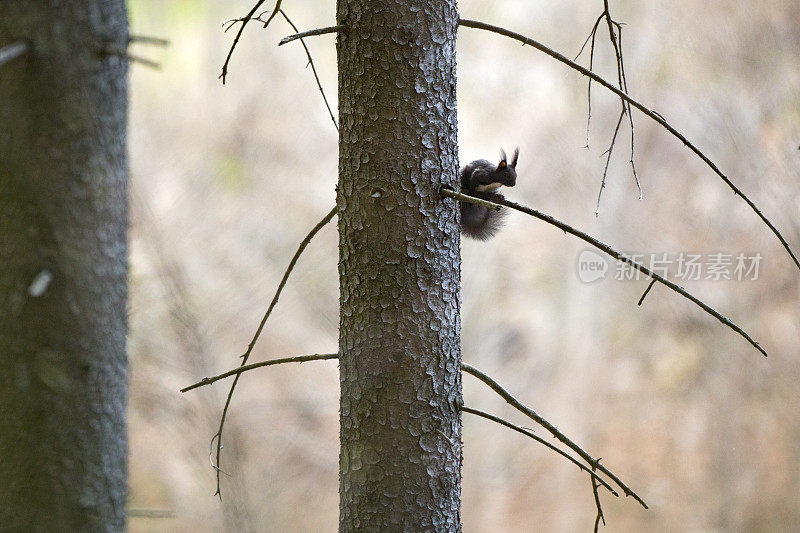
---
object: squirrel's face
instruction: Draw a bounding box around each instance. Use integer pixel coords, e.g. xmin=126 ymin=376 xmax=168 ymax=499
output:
xmin=475 ymin=147 xmax=519 ymax=192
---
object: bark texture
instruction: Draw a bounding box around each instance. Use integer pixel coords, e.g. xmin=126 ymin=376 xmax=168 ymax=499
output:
xmin=336 ymin=1 xmax=462 ymax=531
xmin=0 ymin=2 xmax=128 ymax=530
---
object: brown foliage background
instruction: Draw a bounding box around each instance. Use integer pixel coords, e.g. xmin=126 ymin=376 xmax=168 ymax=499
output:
xmin=127 ymin=1 xmax=800 ymax=531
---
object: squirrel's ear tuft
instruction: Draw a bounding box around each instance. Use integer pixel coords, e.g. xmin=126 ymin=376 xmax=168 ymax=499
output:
xmin=511 ymin=147 xmax=519 ymax=168
xmin=499 ymin=147 xmax=507 ymax=163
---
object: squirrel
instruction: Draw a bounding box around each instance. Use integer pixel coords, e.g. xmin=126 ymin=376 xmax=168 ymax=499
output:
xmin=459 ymin=147 xmax=519 ymax=240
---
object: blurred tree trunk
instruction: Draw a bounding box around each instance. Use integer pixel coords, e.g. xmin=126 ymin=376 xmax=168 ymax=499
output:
xmin=336 ymin=0 xmax=462 ymax=530
xmin=0 ymin=2 xmax=129 ymax=530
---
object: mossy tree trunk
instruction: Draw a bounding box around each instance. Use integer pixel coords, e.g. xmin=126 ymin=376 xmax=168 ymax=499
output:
xmin=336 ymin=0 xmax=462 ymax=530
xmin=0 ymin=2 xmax=129 ymax=530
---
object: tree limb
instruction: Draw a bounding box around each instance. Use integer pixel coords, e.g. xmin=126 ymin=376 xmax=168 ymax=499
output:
xmin=210 ymin=205 xmax=336 ymax=497
xmin=278 ymin=25 xmax=343 ymax=46
xmin=462 ymin=406 xmax=618 ymax=496
xmin=461 ymin=362 xmax=648 ymax=509
xmin=458 ymin=17 xmax=800 ymax=271
xmin=441 ymin=188 xmax=767 ymax=357
xmin=278 ymin=11 xmax=339 ymax=131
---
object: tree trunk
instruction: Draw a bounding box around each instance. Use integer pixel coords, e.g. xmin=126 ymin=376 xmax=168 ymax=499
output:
xmin=336 ymin=0 xmax=462 ymax=530
xmin=0 ymin=2 xmax=129 ymax=530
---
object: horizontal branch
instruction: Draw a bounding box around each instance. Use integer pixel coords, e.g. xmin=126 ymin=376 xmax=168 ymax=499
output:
xmin=128 ymin=35 xmax=170 ymax=46
xmin=458 ymin=17 xmax=800 ymax=271
xmin=279 ymin=25 xmax=344 ymax=46
xmin=439 ymin=187 xmax=502 ymax=211
xmin=181 ymin=353 xmax=339 ymax=393
xmin=0 ymin=41 xmax=29 ymax=67
xmin=462 ymin=406 xmax=618 ymax=496
xmin=461 ymin=362 xmax=648 ymax=508
xmin=441 ymin=188 xmax=767 ymax=357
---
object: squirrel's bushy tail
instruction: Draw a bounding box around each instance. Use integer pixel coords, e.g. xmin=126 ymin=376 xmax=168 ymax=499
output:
xmin=460 ymin=191 xmax=507 ymax=240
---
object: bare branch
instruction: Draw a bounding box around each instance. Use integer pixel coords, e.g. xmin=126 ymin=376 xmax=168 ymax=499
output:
xmin=279 ymin=25 xmax=344 ymax=46
xmin=181 ymin=353 xmax=339 ymax=393
xmin=279 ymin=11 xmax=339 ymax=131
xmin=461 ymin=362 xmax=648 ymax=509
xmin=210 ymin=205 xmax=336 ymax=497
xmin=128 ymin=35 xmax=170 ymax=46
xmin=458 ymin=17 xmax=800 ymax=271
xmin=102 ymin=44 xmax=161 ymax=69
xmin=0 ymin=41 xmax=29 ymax=67
xmin=439 ymin=187 xmax=502 ymax=211
xmin=462 ymin=406 xmax=618 ymax=496
xmin=220 ymin=0 xmax=268 ymax=84
xmin=591 ymin=464 xmax=606 ymax=532
xmin=441 ymin=188 xmax=767 ymax=357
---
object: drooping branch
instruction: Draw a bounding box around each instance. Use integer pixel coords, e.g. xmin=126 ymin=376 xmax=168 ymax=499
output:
xmin=0 ymin=41 xmax=29 ymax=67
xmin=462 ymin=406 xmax=617 ymax=496
xmin=458 ymin=17 xmax=800 ymax=271
xmin=441 ymin=188 xmax=767 ymax=358
xmin=575 ymin=1 xmax=640 ymax=212
xmin=210 ymin=205 xmax=336 ymax=497
xmin=181 ymin=353 xmax=339 ymax=393
xmin=278 ymin=25 xmax=343 ymax=46
xmin=461 ymin=362 xmax=648 ymax=509
xmin=278 ymin=11 xmax=339 ymax=131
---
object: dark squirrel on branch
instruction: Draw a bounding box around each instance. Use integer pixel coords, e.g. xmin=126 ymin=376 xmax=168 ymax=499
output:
xmin=460 ymin=147 xmax=519 ymax=240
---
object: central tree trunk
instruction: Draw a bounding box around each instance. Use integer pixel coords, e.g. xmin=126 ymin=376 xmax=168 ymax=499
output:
xmin=336 ymin=0 xmax=462 ymax=530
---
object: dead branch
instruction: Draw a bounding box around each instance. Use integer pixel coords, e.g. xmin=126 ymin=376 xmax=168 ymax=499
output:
xmin=181 ymin=353 xmax=339 ymax=393
xmin=278 ymin=11 xmax=339 ymax=131
xmin=461 ymin=362 xmax=648 ymax=509
xmin=442 ymin=187 xmax=767 ymax=357
xmin=462 ymin=406 xmax=618 ymax=496
xmin=102 ymin=44 xmax=161 ymax=69
xmin=458 ymin=17 xmax=800 ymax=271
xmin=210 ymin=205 xmax=336 ymax=497
xmin=219 ymin=0 xmax=269 ymax=84
xmin=591 ymin=464 xmax=606 ymax=532
xmin=0 ymin=41 xmax=29 ymax=67
xmin=128 ymin=35 xmax=170 ymax=46
xmin=278 ymin=25 xmax=343 ymax=46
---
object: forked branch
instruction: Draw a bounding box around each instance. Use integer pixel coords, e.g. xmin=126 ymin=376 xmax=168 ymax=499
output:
xmin=462 ymin=362 xmax=648 ymax=508
xmin=458 ymin=17 xmax=800 ymax=271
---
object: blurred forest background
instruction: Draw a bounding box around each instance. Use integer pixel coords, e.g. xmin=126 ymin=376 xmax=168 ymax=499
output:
xmin=126 ymin=0 xmax=800 ymax=531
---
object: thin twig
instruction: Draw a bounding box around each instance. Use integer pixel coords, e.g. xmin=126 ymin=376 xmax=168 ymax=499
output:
xmin=458 ymin=17 xmax=800 ymax=271
xmin=441 ymin=188 xmax=767 ymax=357
xmin=0 ymin=41 xmax=29 ymax=67
xmin=637 ymin=278 xmax=657 ymax=306
xmin=279 ymin=11 xmax=339 ymax=131
xmin=220 ymin=0 xmax=268 ymax=83
xmin=279 ymin=25 xmax=343 ymax=46
xmin=591 ymin=464 xmax=606 ymax=532
xmin=462 ymin=406 xmax=618 ymax=496
xmin=103 ymin=44 xmax=160 ymax=69
xmin=182 ymin=353 xmax=339 ymax=393
xmin=461 ymin=362 xmax=648 ymax=509
xmin=128 ymin=35 xmax=170 ymax=46
xmin=210 ymin=205 xmax=337 ymax=497
xmin=596 ymin=108 xmax=626 ymax=216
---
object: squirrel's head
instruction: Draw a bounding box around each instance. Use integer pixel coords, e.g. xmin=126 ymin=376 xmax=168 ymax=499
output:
xmin=494 ymin=147 xmax=519 ymax=187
